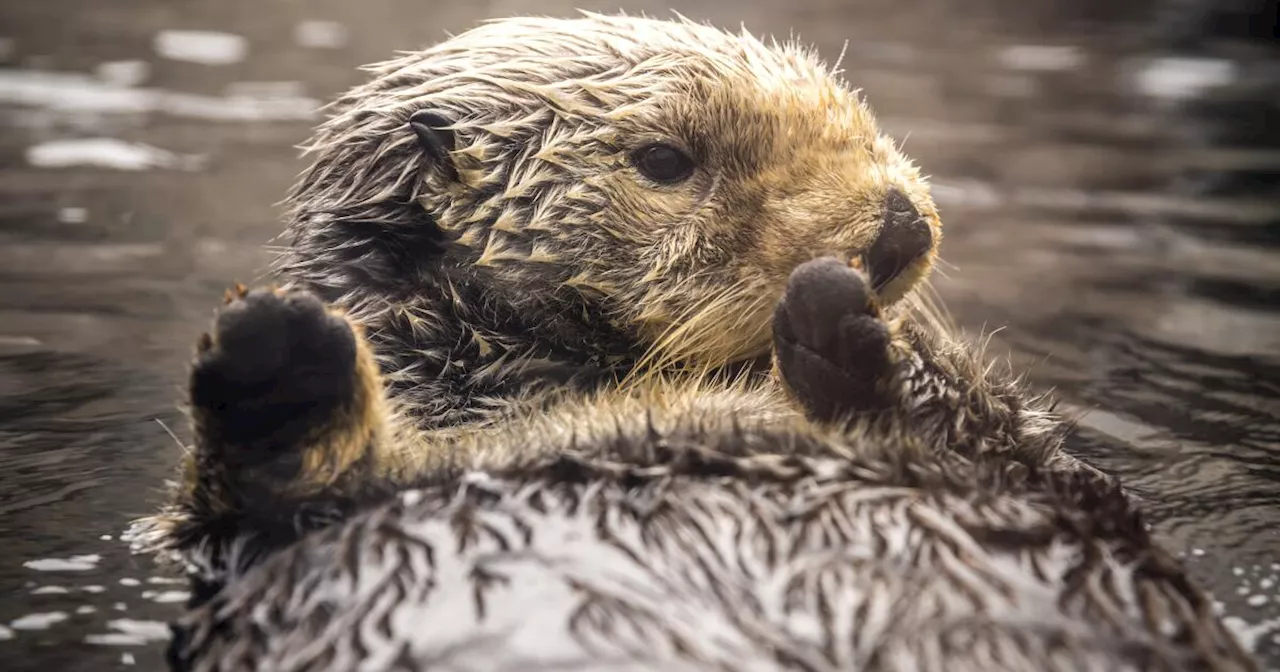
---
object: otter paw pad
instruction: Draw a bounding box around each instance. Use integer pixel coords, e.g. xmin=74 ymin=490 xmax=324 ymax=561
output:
xmin=772 ymin=257 xmax=892 ymax=421
xmin=190 ymin=288 xmax=359 ymax=444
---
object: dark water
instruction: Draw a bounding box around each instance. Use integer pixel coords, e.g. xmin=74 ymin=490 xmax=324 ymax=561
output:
xmin=0 ymin=0 xmax=1275 ymax=670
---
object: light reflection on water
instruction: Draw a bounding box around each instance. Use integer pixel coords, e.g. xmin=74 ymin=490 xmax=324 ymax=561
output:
xmin=0 ymin=69 xmax=320 ymax=122
xmin=0 ymin=0 xmax=1276 ymax=669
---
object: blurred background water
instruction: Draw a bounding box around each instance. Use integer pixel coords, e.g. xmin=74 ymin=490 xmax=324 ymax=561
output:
xmin=0 ymin=0 xmax=1276 ymax=670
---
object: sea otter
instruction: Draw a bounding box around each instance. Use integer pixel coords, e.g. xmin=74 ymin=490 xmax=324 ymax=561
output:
xmin=128 ymin=12 xmax=1258 ymax=672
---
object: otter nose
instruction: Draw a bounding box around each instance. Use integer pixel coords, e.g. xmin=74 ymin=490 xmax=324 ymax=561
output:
xmin=865 ymin=188 xmax=933 ymax=290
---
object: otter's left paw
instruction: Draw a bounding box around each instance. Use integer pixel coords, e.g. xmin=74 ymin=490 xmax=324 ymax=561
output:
xmin=190 ymin=287 xmax=359 ymax=457
xmin=136 ymin=287 xmax=394 ymax=585
xmin=772 ymin=257 xmax=893 ymax=422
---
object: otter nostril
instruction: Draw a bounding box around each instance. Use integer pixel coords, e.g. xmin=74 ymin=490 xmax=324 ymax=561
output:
xmin=866 ymin=188 xmax=933 ymax=290
xmin=883 ymin=187 xmax=916 ymax=215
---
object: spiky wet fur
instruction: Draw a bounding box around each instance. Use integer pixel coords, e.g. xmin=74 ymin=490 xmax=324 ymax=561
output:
xmin=127 ymin=12 xmax=1257 ymax=672
xmin=269 ymin=13 xmax=942 ymax=430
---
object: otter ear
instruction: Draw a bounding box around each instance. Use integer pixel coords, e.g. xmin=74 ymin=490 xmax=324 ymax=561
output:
xmin=407 ymin=109 xmax=457 ymax=179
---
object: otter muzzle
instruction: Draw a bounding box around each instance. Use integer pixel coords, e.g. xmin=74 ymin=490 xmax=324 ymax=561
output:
xmin=866 ymin=187 xmax=934 ymax=290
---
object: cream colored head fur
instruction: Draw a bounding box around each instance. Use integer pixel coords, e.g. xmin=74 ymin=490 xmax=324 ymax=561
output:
xmin=280 ymin=12 xmax=942 ymax=376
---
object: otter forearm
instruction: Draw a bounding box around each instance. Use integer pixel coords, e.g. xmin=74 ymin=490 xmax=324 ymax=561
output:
xmin=130 ymin=288 xmax=415 ymax=579
xmin=884 ymin=314 xmax=1075 ymax=468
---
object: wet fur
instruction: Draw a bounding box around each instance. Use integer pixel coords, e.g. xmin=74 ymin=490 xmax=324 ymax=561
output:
xmin=127 ymin=12 xmax=1257 ymax=672
xmin=270 ymin=13 xmax=941 ymax=430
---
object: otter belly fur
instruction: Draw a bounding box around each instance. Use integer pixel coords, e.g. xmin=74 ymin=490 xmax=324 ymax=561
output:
xmin=127 ymin=12 xmax=1258 ymax=672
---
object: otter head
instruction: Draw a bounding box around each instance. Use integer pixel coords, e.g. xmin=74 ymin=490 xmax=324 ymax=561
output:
xmin=283 ymin=13 xmax=941 ymax=375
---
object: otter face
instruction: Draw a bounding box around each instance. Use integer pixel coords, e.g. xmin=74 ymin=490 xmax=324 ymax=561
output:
xmin=289 ymin=14 xmax=942 ymax=372
xmin=590 ymin=67 xmax=944 ymax=367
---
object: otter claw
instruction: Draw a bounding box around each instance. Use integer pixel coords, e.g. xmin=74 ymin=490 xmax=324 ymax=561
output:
xmin=223 ymin=283 xmax=249 ymax=305
xmin=772 ymin=257 xmax=892 ymax=422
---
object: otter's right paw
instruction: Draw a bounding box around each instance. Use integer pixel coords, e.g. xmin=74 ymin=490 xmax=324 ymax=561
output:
xmin=772 ymin=257 xmax=893 ymax=423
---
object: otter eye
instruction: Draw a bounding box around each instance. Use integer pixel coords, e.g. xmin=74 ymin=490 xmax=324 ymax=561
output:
xmin=632 ymin=143 xmax=695 ymax=184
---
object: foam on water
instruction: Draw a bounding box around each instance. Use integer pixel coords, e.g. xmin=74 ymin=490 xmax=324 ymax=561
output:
xmin=996 ymin=44 xmax=1085 ymax=72
xmin=26 ymin=138 xmax=206 ymax=171
xmin=57 ymin=207 xmax=88 ymax=224
xmin=1132 ymin=56 xmax=1238 ymax=100
xmin=10 ymin=612 xmax=69 ymax=630
xmin=153 ymin=30 xmax=248 ymax=66
xmin=23 ymin=555 xmax=101 ymax=572
xmin=0 ymin=69 xmax=319 ymax=121
xmin=294 ymin=21 xmax=350 ymax=50
xmin=82 ymin=618 xmax=171 ymax=647
xmin=94 ymin=61 xmax=150 ymax=88
xmin=1219 ymin=560 xmax=1280 ymax=657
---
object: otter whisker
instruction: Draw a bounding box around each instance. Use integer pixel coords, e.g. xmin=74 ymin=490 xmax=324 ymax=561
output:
xmin=627 ymin=282 xmax=772 ymax=388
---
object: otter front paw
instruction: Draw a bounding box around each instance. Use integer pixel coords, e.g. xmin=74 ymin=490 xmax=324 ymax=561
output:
xmin=132 ymin=287 xmax=392 ymax=583
xmin=772 ymin=257 xmax=893 ymax=423
xmin=182 ymin=284 xmax=390 ymax=519
xmin=191 ymin=286 xmax=359 ymax=455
